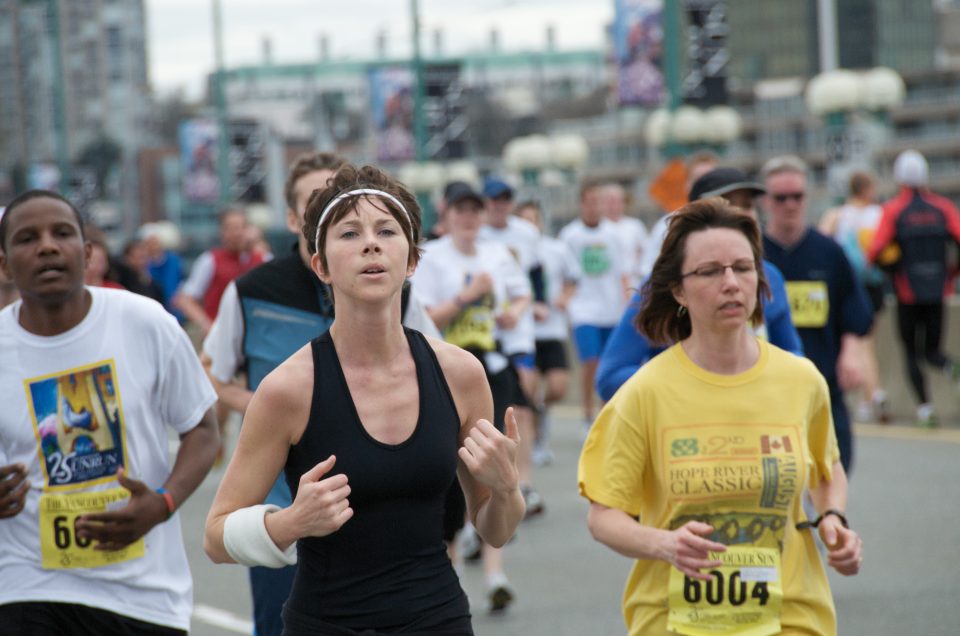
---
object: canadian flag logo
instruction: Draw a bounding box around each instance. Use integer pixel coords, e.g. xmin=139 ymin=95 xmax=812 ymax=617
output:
xmin=761 ymin=435 xmax=792 ymax=454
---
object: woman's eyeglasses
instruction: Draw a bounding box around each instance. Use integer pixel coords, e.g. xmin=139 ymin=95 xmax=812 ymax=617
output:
xmin=681 ymin=259 xmax=757 ymax=280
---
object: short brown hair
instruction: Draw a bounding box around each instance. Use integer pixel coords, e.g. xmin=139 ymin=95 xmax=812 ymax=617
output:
xmin=579 ymin=178 xmax=604 ymax=200
xmin=283 ymin=152 xmax=347 ymax=210
xmin=302 ymin=164 xmax=422 ymax=273
xmin=848 ymin=170 xmax=874 ymax=198
xmin=761 ymin=155 xmax=807 ymax=181
xmin=636 ymin=198 xmax=770 ymax=345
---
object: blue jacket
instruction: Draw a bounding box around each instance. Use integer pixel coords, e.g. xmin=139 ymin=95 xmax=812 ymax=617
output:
xmin=596 ymin=260 xmax=803 ymax=400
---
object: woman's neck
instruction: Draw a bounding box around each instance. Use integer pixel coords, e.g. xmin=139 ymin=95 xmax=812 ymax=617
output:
xmin=328 ymin=295 xmax=407 ymax=367
xmin=681 ymin=326 xmax=759 ymax=375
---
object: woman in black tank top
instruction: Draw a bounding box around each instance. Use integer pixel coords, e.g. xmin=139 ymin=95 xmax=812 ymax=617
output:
xmin=204 ymin=164 xmax=526 ymax=636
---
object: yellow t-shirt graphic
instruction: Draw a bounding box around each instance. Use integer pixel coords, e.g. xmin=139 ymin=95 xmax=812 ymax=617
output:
xmin=579 ymin=340 xmax=840 ymax=636
xmin=442 ymin=277 xmax=496 ymax=353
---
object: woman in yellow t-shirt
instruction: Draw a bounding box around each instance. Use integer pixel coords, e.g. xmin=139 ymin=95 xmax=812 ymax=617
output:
xmin=579 ymin=199 xmax=862 ymax=636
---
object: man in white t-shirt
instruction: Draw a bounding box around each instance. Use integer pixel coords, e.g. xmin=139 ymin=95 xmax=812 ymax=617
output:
xmin=602 ymin=182 xmax=647 ymax=288
xmin=477 ymin=177 xmax=542 ymax=516
xmin=514 ymin=201 xmax=580 ymax=465
xmin=0 ymin=190 xmax=219 ymax=635
xmin=559 ymin=181 xmax=630 ymax=428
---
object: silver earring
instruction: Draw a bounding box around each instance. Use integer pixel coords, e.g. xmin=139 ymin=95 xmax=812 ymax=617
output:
xmin=677 ymin=305 xmax=687 ymax=317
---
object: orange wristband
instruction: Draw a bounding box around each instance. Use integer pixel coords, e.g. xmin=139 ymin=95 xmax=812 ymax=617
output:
xmin=156 ymin=487 xmax=176 ymax=519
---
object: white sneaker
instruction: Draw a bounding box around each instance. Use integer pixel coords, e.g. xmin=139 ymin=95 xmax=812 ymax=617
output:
xmin=521 ymin=485 xmax=545 ymax=518
xmin=872 ymin=391 xmax=891 ymax=424
xmin=458 ymin=523 xmax=481 ymax=563
xmin=917 ymin=403 xmax=938 ymax=428
xmin=487 ymin=571 xmax=515 ymax=612
xmin=532 ymin=442 xmax=554 ymax=467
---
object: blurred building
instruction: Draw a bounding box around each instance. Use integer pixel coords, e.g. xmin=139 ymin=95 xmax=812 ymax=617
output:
xmin=580 ymin=0 xmax=960 ymax=224
xmin=0 ymin=0 xmax=152 ymax=227
xmin=728 ymin=0 xmax=937 ymax=84
xmin=211 ymin=40 xmax=609 ymax=165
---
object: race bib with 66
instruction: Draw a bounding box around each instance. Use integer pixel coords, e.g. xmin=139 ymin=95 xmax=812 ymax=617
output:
xmin=39 ymin=487 xmax=145 ymax=569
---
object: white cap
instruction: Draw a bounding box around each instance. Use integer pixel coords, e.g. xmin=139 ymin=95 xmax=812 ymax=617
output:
xmin=893 ymin=150 xmax=928 ymax=187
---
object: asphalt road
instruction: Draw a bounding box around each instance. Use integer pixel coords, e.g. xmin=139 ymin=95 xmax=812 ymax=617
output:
xmin=180 ymin=411 xmax=960 ymax=635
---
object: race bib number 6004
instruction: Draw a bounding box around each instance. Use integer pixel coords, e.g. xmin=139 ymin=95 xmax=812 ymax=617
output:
xmin=39 ymin=487 xmax=145 ymax=569
xmin=667 ymin=546 xmax=783 ymax=636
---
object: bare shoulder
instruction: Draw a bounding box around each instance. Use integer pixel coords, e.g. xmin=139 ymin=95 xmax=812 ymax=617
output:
xmin=424 ymin=336 xmax=486 ymax=393
xmin=248 ymin=343 xmax=314 ymax=438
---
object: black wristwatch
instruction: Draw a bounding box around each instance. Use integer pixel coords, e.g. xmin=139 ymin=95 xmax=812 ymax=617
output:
xmin=795 ymin=508 xmax=849 ymax=531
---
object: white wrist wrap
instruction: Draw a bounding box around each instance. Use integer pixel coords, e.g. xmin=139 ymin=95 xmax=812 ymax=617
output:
xmin=223 ymin=504 xmax=297 ymax=568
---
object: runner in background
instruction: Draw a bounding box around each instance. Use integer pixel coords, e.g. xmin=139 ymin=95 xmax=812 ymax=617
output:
xmin=761 ymin=155 xmax=872 ymax=473
xmin=174 ymin=207 xmax=263 ymax=338
xmin=413 ymin=181 xmax=531 ymax=613
xmin=176 ymin=207 xmax=264 ymax=466
xmin=580 ymin=199 xmax=861 ymax=636
xmin=0 ymin=190 xmax=219 ymax=635
xmin=818 ymin=170 xmax=890 ymax=423
xmin=559 ymin=180 xmax=630 ymax=433
xmin=515 ymin=200 xmax=580 ymax=466
xmin=602 ymin=182 xmax=647 ymax=288
xmin=868 ymin=149 xmax=960 ymax=428
xmin=118 ymin=238 xmax=166 ymax=303
xmin=140 ymin=222 xmax=184 ymax=319
xmin=478 ymin=176 xmax=542 ymax=516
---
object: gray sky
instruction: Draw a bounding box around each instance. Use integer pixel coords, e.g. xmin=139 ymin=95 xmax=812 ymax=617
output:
xmin=146 ymin=0 xmax=614 ymax=98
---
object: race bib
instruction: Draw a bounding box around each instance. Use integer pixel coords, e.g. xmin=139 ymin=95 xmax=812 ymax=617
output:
xmin=443 ymin=302 xmax=496 ymax=352
xmin=667 ymin=546 xmax=783 ymax=636
xmin=39 ymin=487 xmax=145 ymax=569
xmin=784 ymin=281 xmax=829 ymax=328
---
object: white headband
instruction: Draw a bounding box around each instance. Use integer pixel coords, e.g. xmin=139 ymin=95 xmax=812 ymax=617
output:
xmin=314 ymin=188 xmax=410 ymax=254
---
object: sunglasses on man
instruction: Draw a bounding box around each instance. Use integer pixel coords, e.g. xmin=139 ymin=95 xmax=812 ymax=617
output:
xmin=770 ymin=192 xmax=804 ymax=203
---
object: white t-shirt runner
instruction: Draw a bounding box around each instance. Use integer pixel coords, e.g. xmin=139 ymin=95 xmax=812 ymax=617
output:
xmin=558 ymin=218 xmax=627 ymax=327
xmin=639 ymin=213 xmax=670 ymax=279
xmin=607 ymin=215 xmax=648 ymax=288
xmin=412 ymin=236 xmax=529 ymax=368
xmin=479 ymin=217 xmax=537 ymax=356
xmin=534 ymin=235 xmax=582 ymax=341
xmin=0 ymin=287 xmax=217 ymax=631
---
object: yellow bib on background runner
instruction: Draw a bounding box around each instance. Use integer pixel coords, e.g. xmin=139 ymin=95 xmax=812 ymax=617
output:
xmin=39 ymin=487 xmax=145 ymax=569
xmin=667 ymin=546 xmax=784 ymax=636
xmin=784 ymin=281 xmax=829 ymax=328
xmin=443 ymin=300 xmax=496 ymax=352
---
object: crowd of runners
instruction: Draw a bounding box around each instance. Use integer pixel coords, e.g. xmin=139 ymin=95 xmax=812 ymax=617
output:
xmin=1 ymin=145 xmax=958 ymax=635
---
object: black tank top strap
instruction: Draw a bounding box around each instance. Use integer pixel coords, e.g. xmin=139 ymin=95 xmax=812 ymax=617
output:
xmin=405 ymin=327 xmax=461 ymax=434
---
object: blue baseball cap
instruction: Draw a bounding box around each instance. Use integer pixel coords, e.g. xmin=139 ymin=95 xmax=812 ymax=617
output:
xmin=482 ymin=177 xmax=514 ymax=199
